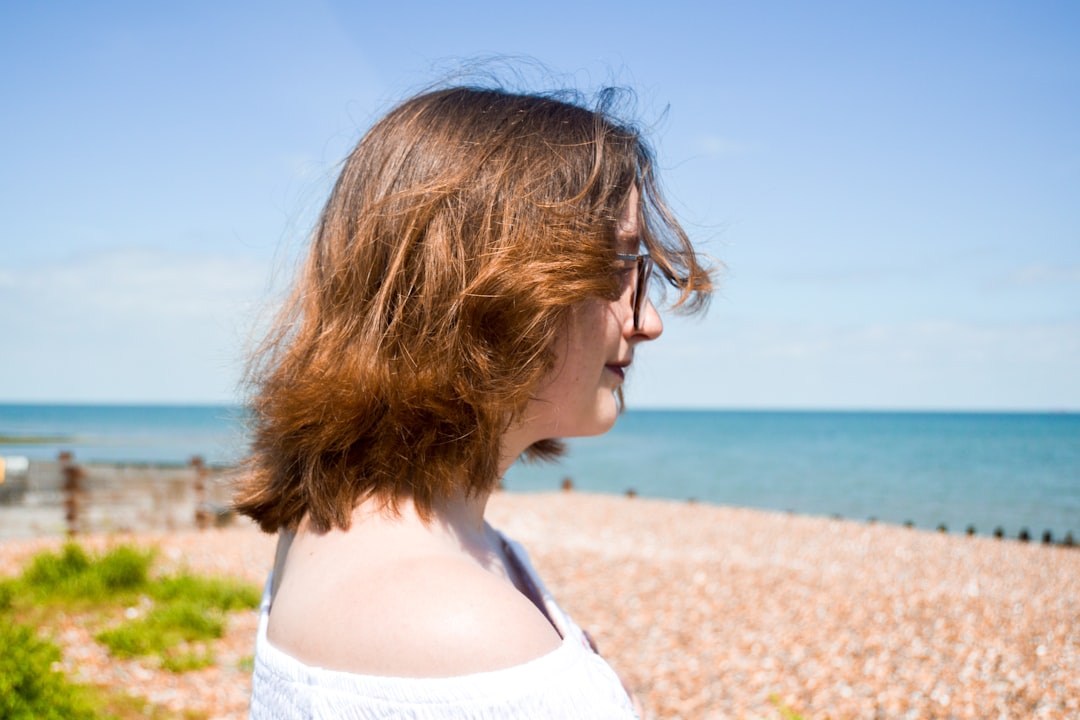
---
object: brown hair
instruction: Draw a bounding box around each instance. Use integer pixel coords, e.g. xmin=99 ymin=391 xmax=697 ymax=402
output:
xmin=234 ymin=85 xmax=712 ymax=533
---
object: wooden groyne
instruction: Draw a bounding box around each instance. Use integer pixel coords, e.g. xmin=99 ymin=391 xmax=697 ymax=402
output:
xmin=0 ymin=453 xmax=236 ymax=539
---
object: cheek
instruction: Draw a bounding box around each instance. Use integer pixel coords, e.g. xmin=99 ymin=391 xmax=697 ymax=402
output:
xmin=540 ymin=299 xmax=616 ymax=396
xmin=569 ymin=299 xmax=615 ymax=341
xmin=565 ymin=310 xmax=608 ymax=372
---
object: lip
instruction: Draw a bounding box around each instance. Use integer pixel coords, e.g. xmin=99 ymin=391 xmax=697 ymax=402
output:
xmin=605 ymin=362 xmax=630 ymax=381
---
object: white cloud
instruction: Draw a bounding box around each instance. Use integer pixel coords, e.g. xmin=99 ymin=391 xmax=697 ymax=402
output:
xmin=35 ymin=250 xmax=260 ymax=315
xmin=994 ymin=264 xmax=1080 ymax=289
xmin=6 ymin=249 xmax=1077 ymax=408
xmin=698 ymin=134 xmax=753 ymax=157
xmin=0 ymin=249 xmax=276 ymax=402
xmin=626 ymin=314 xmax=1080 ymax=411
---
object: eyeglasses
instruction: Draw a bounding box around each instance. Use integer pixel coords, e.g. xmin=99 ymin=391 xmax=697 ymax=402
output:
xmin=616 ymin=253 xmax=654 ymax=330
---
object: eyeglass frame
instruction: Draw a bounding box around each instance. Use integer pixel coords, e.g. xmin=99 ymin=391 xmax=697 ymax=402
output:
xmin=615 ymin=252 xmax=654 ymax=330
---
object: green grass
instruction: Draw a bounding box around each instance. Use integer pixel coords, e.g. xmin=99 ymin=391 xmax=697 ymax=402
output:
xmin=1 ymin=541 xmax=259 ymax=718
xmin=96 ymin=600 xmax=225 ymax=669
xmin=77 ymin=685 xmax=204 ymax=720
xmin=769 ymin=694 xmax=823 ymax=720
xmin=0 ymin=615 xmax=182 ymax=719
xmin=0 ymin=577 xmax=16 ymax=611
xmin=90 ymin=569 xmax=260 ymax=671
xmin=236 ymin=654 xmax=255 ymax=673
xmin=20 ymin=543 xmax=153 ymax=604
xmin=0 ymin=617 xmax=98 ymax=720
xmin=148 ymin=571 xmax=261 ymax=611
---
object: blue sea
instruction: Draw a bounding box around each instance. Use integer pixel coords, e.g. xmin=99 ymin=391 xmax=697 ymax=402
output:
xmin=1 ymin=404 xmax=1077 ymax=539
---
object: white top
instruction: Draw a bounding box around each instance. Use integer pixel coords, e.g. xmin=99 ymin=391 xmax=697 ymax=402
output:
xmin=249 ymin=535 xmax=638 ymax=719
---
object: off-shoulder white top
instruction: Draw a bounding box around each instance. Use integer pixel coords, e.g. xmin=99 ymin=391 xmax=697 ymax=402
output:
xmin=249 ymin=535 xmax=638 ymax=719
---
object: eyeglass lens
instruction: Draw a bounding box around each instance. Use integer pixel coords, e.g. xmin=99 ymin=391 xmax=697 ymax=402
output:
xmin=616 ymin=253 xmax=653 ymax=330
xmin=633 ymin=256 xmax=653 ymax=330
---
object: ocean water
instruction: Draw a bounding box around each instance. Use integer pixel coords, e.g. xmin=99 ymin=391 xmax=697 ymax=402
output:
xmin=2 ymin=404 xmax=1077 ymax=538
xmin=0 ymin=404 xmax=248 ymax=467
xmin=505 ymin=410 xmax=1080 ymax=539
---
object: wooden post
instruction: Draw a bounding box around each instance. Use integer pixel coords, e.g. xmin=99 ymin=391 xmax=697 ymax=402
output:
xmin=59 ymin=451 xmax=85 ymax=537
xmin=191 ymin=455 xmax=209 ymax=530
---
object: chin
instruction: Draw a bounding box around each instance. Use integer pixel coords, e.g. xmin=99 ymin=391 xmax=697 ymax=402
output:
xmin=533 ymin=392 xmax=621 ymax=441
xmin=582 ymin=397 xmax=620 ymax=437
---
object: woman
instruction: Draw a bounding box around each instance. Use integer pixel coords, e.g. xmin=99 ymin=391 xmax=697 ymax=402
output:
xmin=236 ymin=83 xmax=711 ymax=718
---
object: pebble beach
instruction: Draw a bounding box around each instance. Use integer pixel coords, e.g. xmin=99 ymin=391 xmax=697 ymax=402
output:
xmin=2 ymin=491 xmax=1078 ymax=719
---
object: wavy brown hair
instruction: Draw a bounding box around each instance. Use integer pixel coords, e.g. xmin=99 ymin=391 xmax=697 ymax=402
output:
xmin=234 ymin=85 xmax=712 ymax=533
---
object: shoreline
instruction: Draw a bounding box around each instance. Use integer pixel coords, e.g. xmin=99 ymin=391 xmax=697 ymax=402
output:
xmin=4 ymin=408 xmax=1078 ymax=542
xmin=2 ymin=492 xmax=1077 ymax=718
xmin=1 ymin=458 xmax=1075 ymax=546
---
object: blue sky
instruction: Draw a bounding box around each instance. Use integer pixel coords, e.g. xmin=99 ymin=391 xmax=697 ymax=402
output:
xmin=2 ymin=1 xmax=1077 ymax=409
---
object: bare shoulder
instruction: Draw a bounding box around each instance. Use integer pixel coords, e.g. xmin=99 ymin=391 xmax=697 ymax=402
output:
xmin=269 ymin=549 xmax=563 ymax=677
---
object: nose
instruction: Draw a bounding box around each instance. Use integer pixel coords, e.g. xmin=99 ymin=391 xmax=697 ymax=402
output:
xmin=629 ymin=298 xmax=663 ymax=342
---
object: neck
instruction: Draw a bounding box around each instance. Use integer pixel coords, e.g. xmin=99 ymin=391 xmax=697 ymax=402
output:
xmin=498 ymin=419 xmax=539 ymax=479
xmin=431 ymin=489 xmax=491 ymax=544
xmin=335 ymin=488 xmax=499 ymax=567
xmin=333 ymin=435 xmax=528 ymax=559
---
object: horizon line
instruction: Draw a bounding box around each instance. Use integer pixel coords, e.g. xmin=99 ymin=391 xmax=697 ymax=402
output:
xmin=0 ymin=400 xmax=1076 ymax=415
